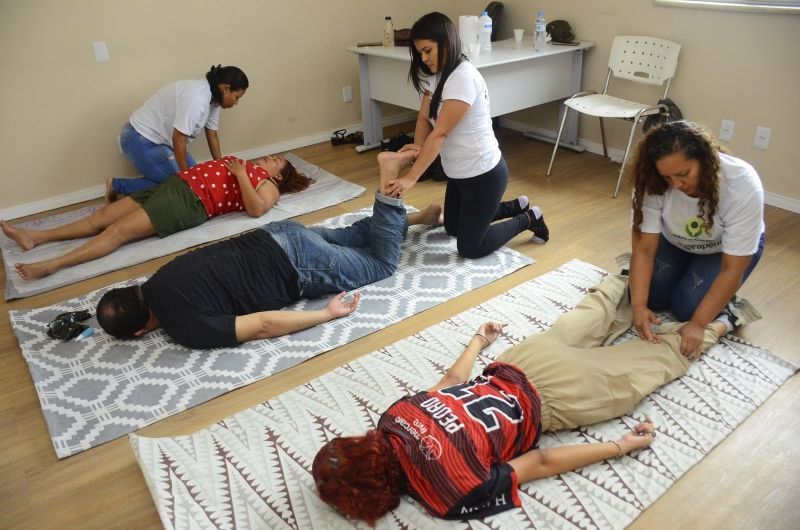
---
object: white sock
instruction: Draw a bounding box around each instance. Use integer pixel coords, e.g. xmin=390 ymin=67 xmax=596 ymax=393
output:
xmin=715 ymin=315 xmax=735 ymax=333
xmin=517 ymin=195 xmax=529 ymax=211
xmin=530 ymin=205 xmax=542 ymax=220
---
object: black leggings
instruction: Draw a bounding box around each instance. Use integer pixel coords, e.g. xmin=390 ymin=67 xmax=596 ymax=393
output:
xmin=443 ymin=158 xmax=530 ymax=259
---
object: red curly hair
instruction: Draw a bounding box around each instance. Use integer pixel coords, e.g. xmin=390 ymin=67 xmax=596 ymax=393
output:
xmin=312 ymin=430 xmax=404 ymax=526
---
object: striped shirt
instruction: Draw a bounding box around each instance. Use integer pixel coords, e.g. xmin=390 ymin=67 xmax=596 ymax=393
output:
xmin=378 ymin=361 xmax=541 ymax=519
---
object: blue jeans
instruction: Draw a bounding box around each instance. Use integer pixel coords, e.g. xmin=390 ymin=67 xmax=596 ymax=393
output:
xmin=114 ymin=122 xmax=196 ymax=195
xmin=648 ymin=233 xmax=766 ymax=320
xmin=259 ymin=194 xmax=408 ymax=299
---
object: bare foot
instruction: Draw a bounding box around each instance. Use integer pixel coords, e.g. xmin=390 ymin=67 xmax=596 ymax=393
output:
xmin=1 ymin=220 xmax=36 ymax=251
xmin=378 ymin=150 xmax=415 ymax=195
xmin=15 ymin=260 xmax=58 ymax=280
xmin=105 ymin=177 xmax=119 ymax=203
xmin=409 ymin=204 xmax=443 ymax=227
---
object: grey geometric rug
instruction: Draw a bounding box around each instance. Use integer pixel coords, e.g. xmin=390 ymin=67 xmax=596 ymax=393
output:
xmin=10 ymin=207 xmax=533 ymax=458
xmin=2 ymin=153 xmax=365 ymax=299
xmin=130 ymin=259 xmax=797 ymax=530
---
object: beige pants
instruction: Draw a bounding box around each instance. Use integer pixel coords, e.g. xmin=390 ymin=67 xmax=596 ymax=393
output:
xmin=497 ymin=274 xmax=720 ymax=432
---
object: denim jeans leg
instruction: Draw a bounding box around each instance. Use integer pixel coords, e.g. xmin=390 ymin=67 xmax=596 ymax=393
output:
xmin=670 ymin=232 xmax=766 ymax=320
xmin=115 ymin=123 xmax=197 ymax=194
xmin=647 ymin=235 xmax=691 ymax=311
xmin=262 ymin=200 xmax=407 ymax=299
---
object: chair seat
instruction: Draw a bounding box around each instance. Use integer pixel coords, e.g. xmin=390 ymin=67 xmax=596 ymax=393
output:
xmin=564 ymin=94 xmax=661 ymax=119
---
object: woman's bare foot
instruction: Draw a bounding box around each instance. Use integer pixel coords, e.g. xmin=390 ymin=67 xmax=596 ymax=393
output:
xmin=1 ymin=220 xmax=37 ymax=251
xmin=409 ymin=204 xmax=443 ymax=227
xmin=15 ymin=260 xmax=58 ymax=280
xmin=106 ymin=177 xmax=119 ymax=202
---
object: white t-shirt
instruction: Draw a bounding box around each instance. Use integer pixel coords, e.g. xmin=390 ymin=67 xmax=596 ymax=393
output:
xmin=423 ymin=61 xmax=501 ymax=178
xmin=638 ymin=153 xmax=765 ymax=256
xmin=129 ymin=79 xmax=221 ymax=147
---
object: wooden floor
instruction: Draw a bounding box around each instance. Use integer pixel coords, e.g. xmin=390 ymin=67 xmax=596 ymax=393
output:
xmin=2 ymin=126 xmax=798 ymax=529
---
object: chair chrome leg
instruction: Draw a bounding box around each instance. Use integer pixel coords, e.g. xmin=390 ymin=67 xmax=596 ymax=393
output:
xmin=599 ymin=117 xmax=608 ymax=159
xmin=546 ymin=106 xmax=570 ymax=176
xmin=614 ymin=120 xmax=640 ymax=198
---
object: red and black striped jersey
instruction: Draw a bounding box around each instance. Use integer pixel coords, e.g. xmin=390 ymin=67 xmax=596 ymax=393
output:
xmin=378 ymin=361 xmax=541 ymax=519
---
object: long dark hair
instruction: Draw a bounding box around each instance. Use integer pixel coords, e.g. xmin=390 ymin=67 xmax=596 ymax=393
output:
xmin=408 ymin=12 xmax=464 ymax=121
xmin=630 ymin=120 xmax=722 ymax=234
xmin=206 ymin=65 xmax=249 ymax=105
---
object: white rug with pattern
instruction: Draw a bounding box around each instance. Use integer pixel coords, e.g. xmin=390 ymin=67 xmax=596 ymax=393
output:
xmin=10 ymin=207 xmax=532 ymax=458
xmin=2 ymin=153 xmax=365 ymax=299
xmin=131 ymin=259 xmax=797 ymax=530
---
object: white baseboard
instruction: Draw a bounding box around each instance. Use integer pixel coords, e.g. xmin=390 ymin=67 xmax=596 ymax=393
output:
xmin=764 ymin=192 xmax=800 ymax=214
xmin=499 ymin=117 xmax=800 ymax=213
xmin=6 ymin=113 xmax=797 ymax=219
xmin=0 ymin=111 xmax=418 ymax=222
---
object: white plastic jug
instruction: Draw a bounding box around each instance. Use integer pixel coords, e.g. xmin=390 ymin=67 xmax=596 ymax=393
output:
xmin=459 ymin=15 xmax=479 ymax=55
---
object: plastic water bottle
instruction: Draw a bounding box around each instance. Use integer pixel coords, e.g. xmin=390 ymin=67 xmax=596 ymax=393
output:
xmin=534 ymin=11 xmax=546 ymax=52
xmin=383 ymin=16 xmax=394 ymax=47
xmin=478 ymin=11 xmax=492 ymax=52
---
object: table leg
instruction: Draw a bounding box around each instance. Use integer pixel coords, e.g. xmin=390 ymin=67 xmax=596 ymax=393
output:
xmin=522 ymin=49 xmax=586 ymax=153
xmin=356 ymin=54 xmax=383 ymax=153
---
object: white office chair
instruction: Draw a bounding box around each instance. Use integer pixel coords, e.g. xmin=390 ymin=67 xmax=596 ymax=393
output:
xmin=546 ymin=36 xmax=681 ymax=198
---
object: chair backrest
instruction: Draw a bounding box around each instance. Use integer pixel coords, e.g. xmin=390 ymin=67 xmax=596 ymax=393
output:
xmin=608 ymin=36 xmax=681 ymax=86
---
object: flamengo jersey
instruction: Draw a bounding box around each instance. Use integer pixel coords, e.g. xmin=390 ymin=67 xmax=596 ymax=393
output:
xmin=178 ymin=156 xmax=272 ymax=218
xmin=378 ymin=361 xmax=541 ymax=519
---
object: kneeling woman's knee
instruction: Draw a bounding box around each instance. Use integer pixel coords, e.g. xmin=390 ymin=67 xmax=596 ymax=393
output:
xmin=456 ymin=239 xmax=486 ymax=260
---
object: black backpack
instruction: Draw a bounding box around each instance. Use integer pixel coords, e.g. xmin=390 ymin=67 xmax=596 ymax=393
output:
xmin=484 ymin=2 xmax=504 ymax=41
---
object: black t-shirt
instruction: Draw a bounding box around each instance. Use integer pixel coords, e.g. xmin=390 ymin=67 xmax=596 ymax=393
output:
xmin=141 ymin=229 xmax=300 ymax=349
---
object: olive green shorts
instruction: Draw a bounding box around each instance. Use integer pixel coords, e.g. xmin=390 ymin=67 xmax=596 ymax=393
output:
xmin=129 ymin=175 xmax=208 ymax=237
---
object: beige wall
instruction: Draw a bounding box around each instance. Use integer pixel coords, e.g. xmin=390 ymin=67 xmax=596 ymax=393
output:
xmin=0 ymin=0 xmax=422 ymax=213
xmin=469 ymin=0 xmax=800 ymax=202
xmin=1 ymin=0 xmax=798 ymax=214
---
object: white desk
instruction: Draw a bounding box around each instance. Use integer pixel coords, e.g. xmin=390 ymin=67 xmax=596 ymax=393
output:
xmin=347 ymin=38 xmax=594 ymax=152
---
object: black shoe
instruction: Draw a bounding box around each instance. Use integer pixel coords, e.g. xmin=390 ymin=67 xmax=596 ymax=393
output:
xmin=527 ymin=206 xmax=549 ymax=244
xmin=494 ymin=196 xmax=529 ymax=221
xmin=380 ymin=132 xmax=413 ymax=152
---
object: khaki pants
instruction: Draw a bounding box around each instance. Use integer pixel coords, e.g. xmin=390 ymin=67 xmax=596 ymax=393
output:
xmin=497 ymin=274 xmax=720 ymax=432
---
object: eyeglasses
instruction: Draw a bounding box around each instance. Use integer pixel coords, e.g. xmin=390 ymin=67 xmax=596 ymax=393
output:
xmin=47 ymin=310 xmax=93 ymax=340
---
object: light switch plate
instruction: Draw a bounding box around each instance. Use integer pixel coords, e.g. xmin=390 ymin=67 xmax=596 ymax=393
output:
xmin=92 ymin=41 xmax=109 ymax=63
xmin=753 ymin=126 xmax=771 ymax=150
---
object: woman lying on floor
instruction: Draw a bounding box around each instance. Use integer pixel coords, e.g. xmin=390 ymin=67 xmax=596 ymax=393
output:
xmin=312 ymin=273 xmax=758 ymax=524
xmin=1 ymin=155 xmax=312 ymax=280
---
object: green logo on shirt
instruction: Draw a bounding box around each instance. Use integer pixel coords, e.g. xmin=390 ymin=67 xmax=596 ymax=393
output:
xmin=685 ymin=217 xmax=703 ymax=237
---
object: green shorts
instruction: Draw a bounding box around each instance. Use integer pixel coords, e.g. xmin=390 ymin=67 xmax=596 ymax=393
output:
xmin=129 ymin=175 xmax=208 ymax=237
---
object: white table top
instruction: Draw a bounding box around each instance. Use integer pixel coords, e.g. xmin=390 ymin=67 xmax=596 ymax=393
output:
xmin=347 ymin=38 xmax=594 ymax=69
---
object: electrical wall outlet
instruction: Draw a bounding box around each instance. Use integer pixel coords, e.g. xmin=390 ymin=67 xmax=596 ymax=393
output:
xmin=718 ymin=119 xmax=735 ymax=142
xmin=753 ymin=126 xmax=771 ymax=150
xmin=342 ymin=85 xmax=353 ymax=103
xmin=92 ymin=41 xmax=109 ymax=63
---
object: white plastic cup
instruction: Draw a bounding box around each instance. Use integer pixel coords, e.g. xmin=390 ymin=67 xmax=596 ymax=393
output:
xmin=467 ymin=43 xmax=480 ymax=60
xmin=513 ymin=29 xmax=524 ymax=48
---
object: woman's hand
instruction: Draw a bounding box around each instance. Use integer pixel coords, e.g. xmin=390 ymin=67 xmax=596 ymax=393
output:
xmin=618 ymin=416 xmax=657 ymax=453
xmin=384 ymin=175 xmax=418 ymax=198
xmin=633 ymin=306 xmax=662 ymax=344
xmin=476 ymin=322 xmax=506 ymax=346
xmin=398 ymin=143 xmax=421 ymax=155
xmin=678 ymin=321 xmax=706 ymax=359
xmin=325 ymin=292 xmax=361 ymax=319
xmin=223 ymin=158 xmax=248 ymax=179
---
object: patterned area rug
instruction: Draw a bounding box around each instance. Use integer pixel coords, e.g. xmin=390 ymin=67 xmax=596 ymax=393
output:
xmin=10 ymin=207 xmax=532 ymax=458
xmin=1 ymin=153 xmax=365 ymax=299
xmin=130 ymin=259 xmax=797 ymax=530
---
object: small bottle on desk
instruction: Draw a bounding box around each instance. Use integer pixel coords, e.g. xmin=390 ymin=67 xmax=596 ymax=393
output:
xmin=383 ymin=16 xmax=395 ymax=47
xmin=534 ymin=11 xmax=546 ymax=52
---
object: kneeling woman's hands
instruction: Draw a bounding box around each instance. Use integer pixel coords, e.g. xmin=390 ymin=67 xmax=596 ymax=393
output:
xmin=618 ymin=416 xmax=657 ymax=453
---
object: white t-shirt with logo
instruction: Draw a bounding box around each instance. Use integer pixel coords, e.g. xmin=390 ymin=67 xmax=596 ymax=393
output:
xmin=423 ymin=61 xmax=501 ymax=178
xmin=638 ymin=153 xmax=764 ymax=256
xmin=129 ymin=79 xmax=220 ymax=147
